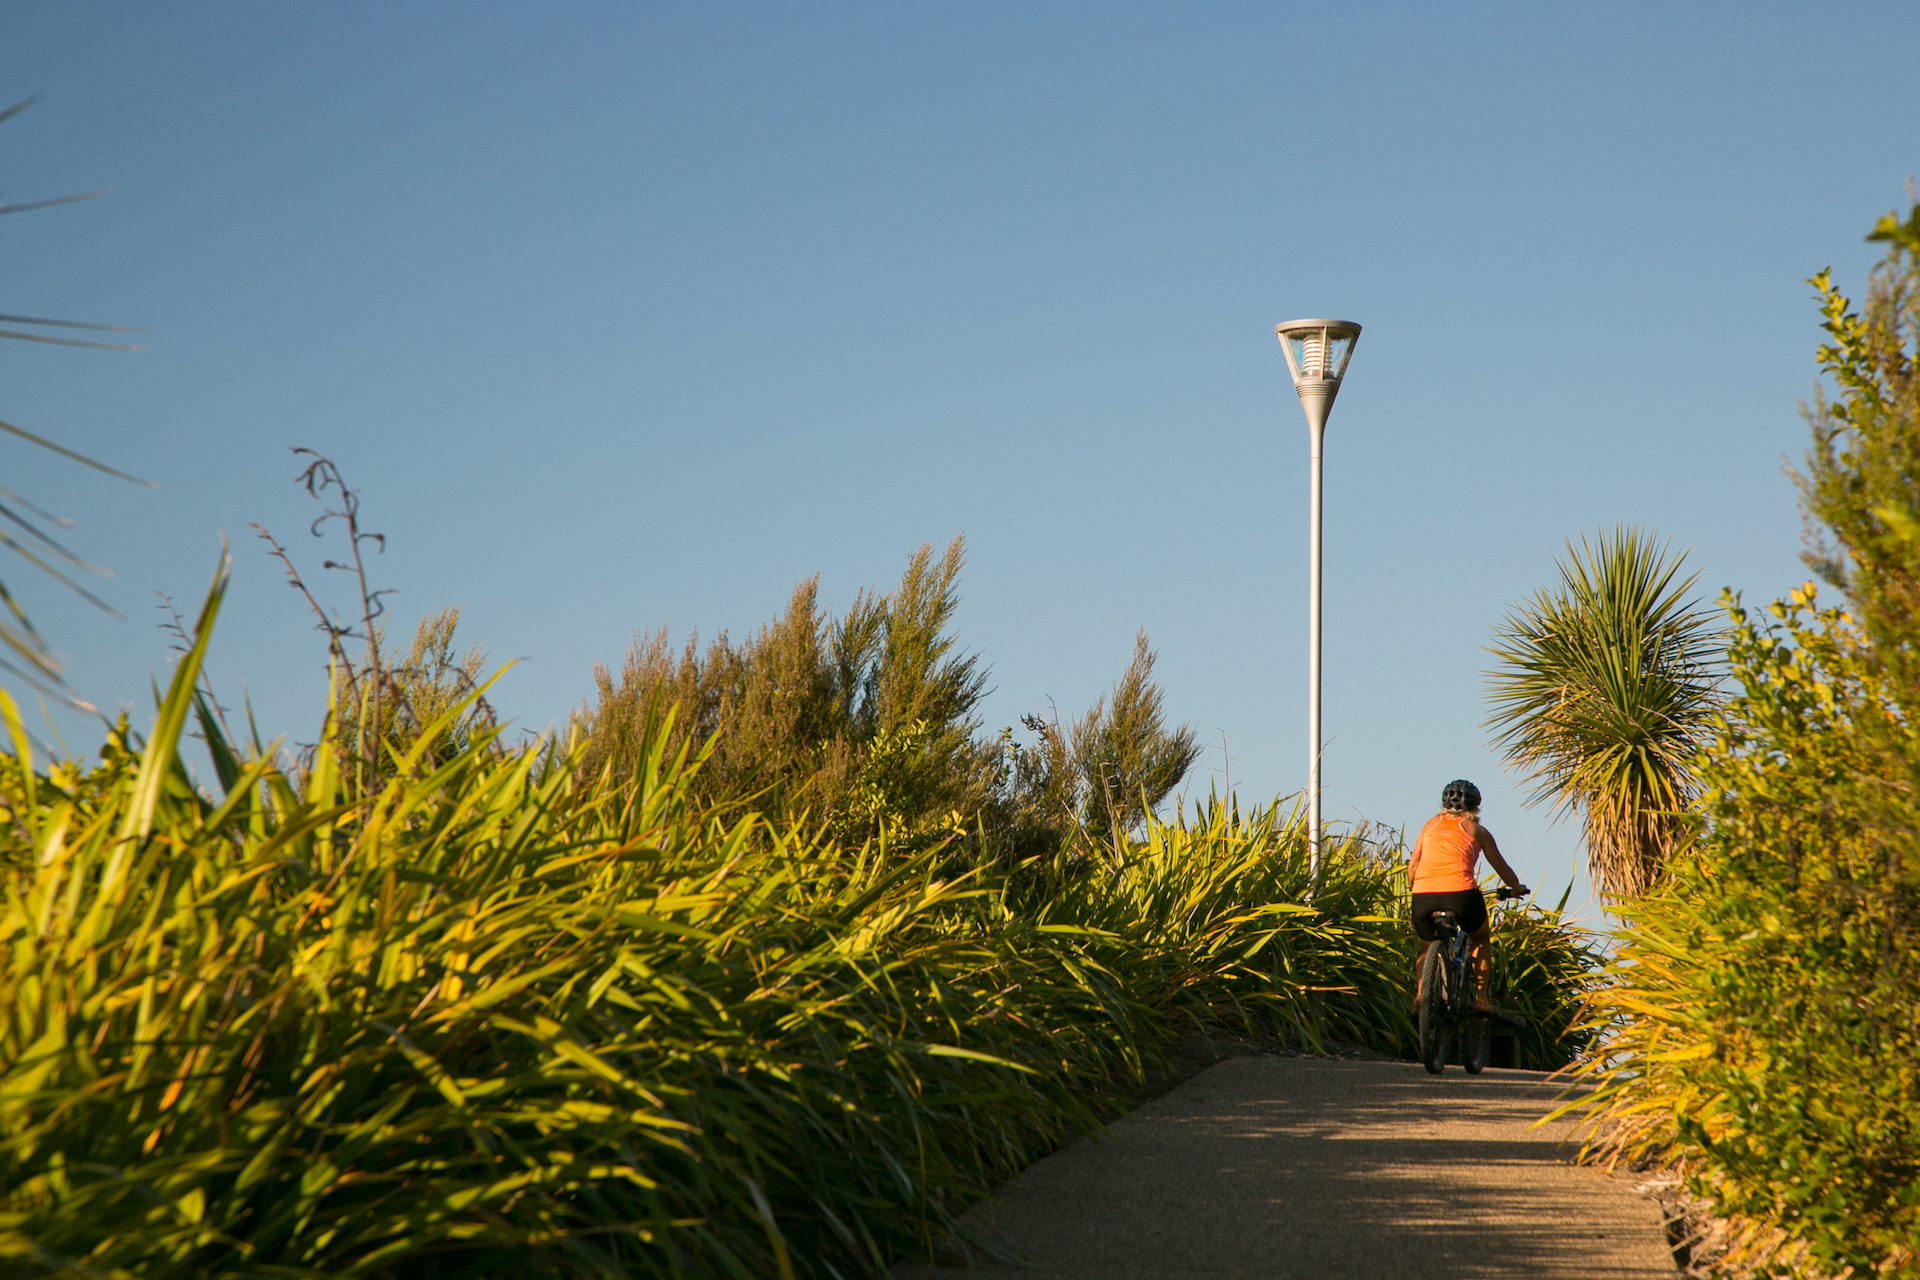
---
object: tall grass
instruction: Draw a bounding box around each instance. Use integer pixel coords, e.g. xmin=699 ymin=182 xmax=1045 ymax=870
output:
xmin=0 ymin=569 xmax=1597 ymax=1277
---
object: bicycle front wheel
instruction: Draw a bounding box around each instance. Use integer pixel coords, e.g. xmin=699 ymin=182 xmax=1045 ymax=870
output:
xmin=1418 ymin=942 xmax=1451 ymax=1075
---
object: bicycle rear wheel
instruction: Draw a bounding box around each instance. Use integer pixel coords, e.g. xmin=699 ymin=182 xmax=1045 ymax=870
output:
xmin=1449 ymin=934 xmax=1477 ymax=1020
xmin=1418 ymin=942 xmax=1451 ymax=1075
xmin=1463 ymin=1015 xmax=1491 ymax=1074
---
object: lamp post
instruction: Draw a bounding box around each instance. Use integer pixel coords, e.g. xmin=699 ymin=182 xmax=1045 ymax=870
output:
xmin=1275 ymin=318 xmax=1361 ymax=888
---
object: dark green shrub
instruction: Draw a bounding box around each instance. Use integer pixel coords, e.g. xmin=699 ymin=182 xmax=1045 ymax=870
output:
xmin=572 ymin=535 xmax=1199 ymax=859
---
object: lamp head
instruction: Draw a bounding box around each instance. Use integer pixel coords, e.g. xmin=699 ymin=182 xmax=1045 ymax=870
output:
xmin=1275 ymin=318 xmax=1361 ymax=436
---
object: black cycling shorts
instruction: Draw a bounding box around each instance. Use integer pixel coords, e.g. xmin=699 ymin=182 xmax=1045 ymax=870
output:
xmin=1410 ymin=889 xmax=1487 ymax=942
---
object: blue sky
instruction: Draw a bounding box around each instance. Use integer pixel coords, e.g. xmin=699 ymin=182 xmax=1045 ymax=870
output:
xmin=1 ymin=3 xmax=1914 ymax=915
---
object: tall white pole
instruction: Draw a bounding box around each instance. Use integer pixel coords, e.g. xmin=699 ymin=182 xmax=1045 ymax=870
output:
xmin=1308 ymin=421 xmax=1323 ymax=886
xmin=1275 ymin=318 xmax=1359 ymax=898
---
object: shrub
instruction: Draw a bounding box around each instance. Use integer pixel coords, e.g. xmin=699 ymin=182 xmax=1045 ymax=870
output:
xmin=573 ymin=535 xmax=1200 ymax=860
xmin=1573 ymin=206 xmax=1920 ymax=1278
xmin=1000 ymin=630 xmax=1200 ymax=857
xmin=1576 ymin=589 xmax=1920 ymax=1276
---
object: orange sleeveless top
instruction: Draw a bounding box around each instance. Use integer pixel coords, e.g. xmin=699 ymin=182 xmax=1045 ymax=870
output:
xmin=1410 ymin=814 xmax=1482 ymax=893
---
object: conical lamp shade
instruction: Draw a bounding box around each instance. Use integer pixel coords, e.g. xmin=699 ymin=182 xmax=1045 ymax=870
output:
xmin=1275 ymin=319 xmax=1361 ymax=435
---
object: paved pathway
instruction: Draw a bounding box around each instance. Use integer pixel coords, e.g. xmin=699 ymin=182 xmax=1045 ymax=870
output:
xmin=893 ymin=1057 xmax=1673 ymax=1279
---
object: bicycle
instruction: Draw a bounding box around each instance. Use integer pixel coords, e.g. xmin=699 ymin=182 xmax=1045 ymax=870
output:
xmin=1416 ymin=885 xmax=1528 ymax=1075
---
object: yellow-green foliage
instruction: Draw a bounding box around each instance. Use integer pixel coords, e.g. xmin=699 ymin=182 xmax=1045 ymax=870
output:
xmin=1574 ymin=207 xmax=1920 ymax=1278
xmin=0 ymin=566 xmax=1596 ymax=1277
xmin=1576 ymin=591 xmax=1919 ymax=1277
xmin=1033 ymin=799 xmax=1598 ymax=1071
xmin=1 ymin=566 xmax=1131 ymax=1278
xmin=328 ymin=607 xmax=499 ymax=775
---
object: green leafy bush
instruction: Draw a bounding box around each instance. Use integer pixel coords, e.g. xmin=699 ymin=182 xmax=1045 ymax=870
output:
xmin=1575 ymin=206 xmax=1920 ymax=1278
xmin=1577 ymin=591 xmax=1920 ymax=1277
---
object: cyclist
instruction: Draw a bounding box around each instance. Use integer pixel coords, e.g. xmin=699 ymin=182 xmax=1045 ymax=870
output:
xmin=1409 ymin=780 xmax=1527 ymax=1014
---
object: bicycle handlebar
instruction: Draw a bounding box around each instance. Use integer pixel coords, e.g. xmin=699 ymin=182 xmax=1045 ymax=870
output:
xmin=1494 ymin=884 xmax=1530 ymax=901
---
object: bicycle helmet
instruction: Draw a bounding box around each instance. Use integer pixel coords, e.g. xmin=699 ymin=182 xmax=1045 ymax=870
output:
xmin=1440 ymin=779 xmax=1481 ymax=813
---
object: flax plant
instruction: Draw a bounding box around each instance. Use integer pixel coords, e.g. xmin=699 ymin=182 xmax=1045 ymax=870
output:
xmin=0 ymin=561 xmax=1132 ymax=1277
xmin=1031 ymin=799 xmax=1596 ymax=1069
xmin=1035 ymin=799 xmax=1410 ymax=1051
xmin=0 ymin=565 xmax=1598 ymax=1276
xmin=1484 ymin=527 xmax=1723 ymax=899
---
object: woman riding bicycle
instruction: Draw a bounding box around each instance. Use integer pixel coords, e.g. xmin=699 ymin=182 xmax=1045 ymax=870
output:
xmin=1409 ymin=780 xmax=1526 ymax=1014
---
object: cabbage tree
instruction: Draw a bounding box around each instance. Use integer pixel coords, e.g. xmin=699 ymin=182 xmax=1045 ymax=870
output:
xmin=1484 ymin=527 xmax=1722 ymax=898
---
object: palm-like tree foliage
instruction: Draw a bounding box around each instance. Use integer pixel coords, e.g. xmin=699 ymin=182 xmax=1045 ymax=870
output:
xmin=1484 ymin=527 xmax=1723 ymax=898
xmin=0 ymin=93 xmax=150 ymax=702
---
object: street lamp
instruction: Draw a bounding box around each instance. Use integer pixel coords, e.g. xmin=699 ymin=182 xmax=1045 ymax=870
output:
xmin=1275 ymin=318 xmax=1361 ymax=888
